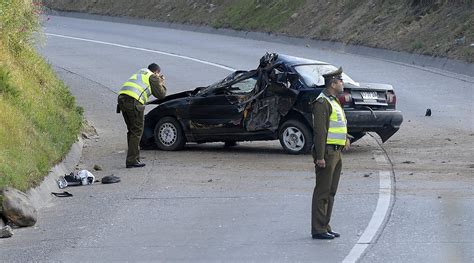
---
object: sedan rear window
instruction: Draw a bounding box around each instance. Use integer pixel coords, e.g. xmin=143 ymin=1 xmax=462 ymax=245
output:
xmin=293 ymin=64 xmax=358 ymax=87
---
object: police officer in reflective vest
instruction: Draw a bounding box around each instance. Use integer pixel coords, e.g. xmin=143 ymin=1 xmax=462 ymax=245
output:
xmin=311 ymin=67 xmax=350 ymax=239
xmin=117 ymin=63 xmax=167 ymax=168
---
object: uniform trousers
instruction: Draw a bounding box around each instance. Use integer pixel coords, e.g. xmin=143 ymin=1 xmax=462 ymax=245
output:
xmin=311 ymin=145 xmax=342 ymax=235
xmin=118 ymin=94 xmax=145 ymax=165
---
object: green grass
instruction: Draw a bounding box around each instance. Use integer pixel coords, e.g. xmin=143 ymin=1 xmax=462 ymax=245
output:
xmin=0 ymin=0 xmax=82 ymax=191
xmin=213 ymin=0 xmax=305 ymax=31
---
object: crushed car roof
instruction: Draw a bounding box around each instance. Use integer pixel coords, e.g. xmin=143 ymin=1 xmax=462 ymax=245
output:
xmin=276 ymin=54 xmax=329 ymax=66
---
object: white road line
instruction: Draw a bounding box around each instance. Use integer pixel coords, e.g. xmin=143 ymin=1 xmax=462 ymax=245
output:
xmin=45 ymin=33 xmax=236 ymax=72
xmin=45 ymin=33 xmax=393 ymax=262
xmin=343 ymin=170 xmax=392 ymax=263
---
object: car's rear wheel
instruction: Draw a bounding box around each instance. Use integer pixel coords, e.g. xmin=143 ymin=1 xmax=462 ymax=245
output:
xmin=154 ymin=117 xmax=186 ymax=151
xmin=279 ymin=120 xmax=312 ymax=154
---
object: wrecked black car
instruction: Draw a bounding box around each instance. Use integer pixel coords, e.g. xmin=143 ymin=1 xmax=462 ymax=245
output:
xmin=141 ymin=53 xmax=403 ymax=154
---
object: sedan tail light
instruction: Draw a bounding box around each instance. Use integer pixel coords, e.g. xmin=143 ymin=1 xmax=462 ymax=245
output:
xmin=338 ymin=90 xmax=352 ymax=106
xmin=386 ymin=90 xmax=396 ymax=105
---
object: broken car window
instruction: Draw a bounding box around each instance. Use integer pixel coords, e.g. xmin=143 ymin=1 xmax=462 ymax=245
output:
xmin=293 ymin=64 xmax=358 ymax=87
xmin=197 ymin=71 xmax=254 ymax=96
xmin=229 ymin=77 xmax=258 ymax=93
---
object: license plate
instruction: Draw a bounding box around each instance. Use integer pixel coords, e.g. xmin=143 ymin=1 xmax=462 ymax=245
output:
xmin=360 ymin=91 xmax=378 ymax=100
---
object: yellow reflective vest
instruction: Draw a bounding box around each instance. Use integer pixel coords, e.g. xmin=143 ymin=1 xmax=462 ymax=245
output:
xmin=317 ymin=93 xmax=347 ymax=145
xmin=119 ymin=68 xmax=153 ymax=104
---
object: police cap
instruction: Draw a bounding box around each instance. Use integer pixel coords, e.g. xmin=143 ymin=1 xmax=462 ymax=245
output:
xmin=323 ymin=67 xmax=343 ymax=84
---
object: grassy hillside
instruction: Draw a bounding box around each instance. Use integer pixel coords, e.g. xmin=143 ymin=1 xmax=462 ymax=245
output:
xmin=43 ymin=0 xmax=473 ymax=63
xmin=0 ymin=0 xmax=82 ymax=191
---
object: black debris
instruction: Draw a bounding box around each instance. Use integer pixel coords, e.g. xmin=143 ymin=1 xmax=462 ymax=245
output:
xmin=425 ymin=108 xmax=431 ymax=116
xmin=51 ymin=192 xmax=73 ymax=197
xmin=102 ymin=175 xmax=121 ymax=184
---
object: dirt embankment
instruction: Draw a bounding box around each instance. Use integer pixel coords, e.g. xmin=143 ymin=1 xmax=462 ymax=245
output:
xmin=43 ymin=0 xmax=473 ymax=63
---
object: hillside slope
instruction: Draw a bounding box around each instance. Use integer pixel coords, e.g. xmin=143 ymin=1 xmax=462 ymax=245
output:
xmin=43 ymin=0 xmax=473 ymax=62
xmin=0 ymin=0 xmax=82 ymax=191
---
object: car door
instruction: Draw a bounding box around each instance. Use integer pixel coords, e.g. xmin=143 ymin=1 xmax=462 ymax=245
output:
xmin=188 ymin=75 xmax=258 ymax=137
xmin=244 ymin=70 xmax=299 ymax=132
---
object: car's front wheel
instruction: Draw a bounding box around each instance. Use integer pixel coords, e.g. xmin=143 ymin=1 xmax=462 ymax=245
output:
xmin=154 ymin=117 xmax=186 ymax=151
xmin=279 ymin=120 xmax=312 ymax=154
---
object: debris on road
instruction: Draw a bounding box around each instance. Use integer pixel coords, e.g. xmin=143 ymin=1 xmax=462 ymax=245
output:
xmin=93 ymin=164 xmax=103 ymax=171
xmin=57 ymin=176 xmax=68 ymax=189
xmin=402 ymin=161 xmax=415 ymax=164
xmin=51 ymin=192 xmax=73 ymax=198
xmin=0 ymin=225 xmax=13 ymax=238
xmin=63 ymin=172 xmax=82 ymax=186
xmin=58 ymin=170 xmax=96 ymax=188
xmin=77 ymin=170 xmax=95 ymax=185
xmin=101 ymin=175 xmax=121 ymax=184
xmin=425 ymin=108 xmax=431 ymax=116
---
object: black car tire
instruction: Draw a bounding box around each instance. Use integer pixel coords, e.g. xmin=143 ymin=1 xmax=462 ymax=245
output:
xmin=154 ymin=117 xmax=186 ymax=151
xmin=278 ymin=120 xmax=312 ymax=155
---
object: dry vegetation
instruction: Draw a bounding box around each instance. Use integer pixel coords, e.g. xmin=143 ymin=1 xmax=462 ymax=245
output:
xmin=43 ymin=0 xmax=473 ymax=62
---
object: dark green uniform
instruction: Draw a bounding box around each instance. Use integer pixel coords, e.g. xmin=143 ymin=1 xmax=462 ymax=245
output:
xmin=311 ymin=89 xmax=344 ymax=235
xmin=118 ymin=74 xmax=166 ymax=166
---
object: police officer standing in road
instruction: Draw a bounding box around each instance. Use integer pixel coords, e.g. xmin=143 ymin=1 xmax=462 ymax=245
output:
xmin=117 ymin=63 xmax=167 ymax=168
xmin=311 ymin=67 xmax=350 ymax=239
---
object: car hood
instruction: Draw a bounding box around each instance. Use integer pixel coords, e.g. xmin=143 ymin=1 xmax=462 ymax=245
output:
xmin=146 ymin=89 xmax=197 ymax=105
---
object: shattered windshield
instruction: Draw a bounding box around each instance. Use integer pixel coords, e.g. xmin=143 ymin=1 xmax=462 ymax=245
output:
xmin=197 ymin=71 xmax=254 ymax=95
xmin=293 ymin=64 xmax=358 ymax=87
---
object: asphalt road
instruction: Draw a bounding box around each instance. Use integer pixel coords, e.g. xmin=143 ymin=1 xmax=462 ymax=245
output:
xmin=1 ymin=15 xmax=473 ymax=262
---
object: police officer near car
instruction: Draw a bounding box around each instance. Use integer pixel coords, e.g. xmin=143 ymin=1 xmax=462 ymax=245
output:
xmin=310 ymin=67 xmax=350 ymax=239
xmin=117 ymin=63 xmax=167 ymax=168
